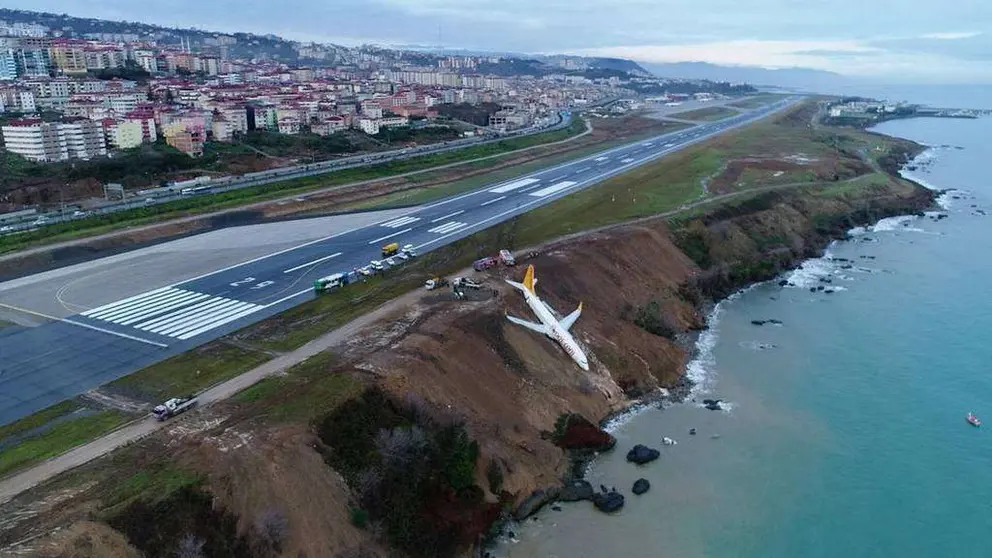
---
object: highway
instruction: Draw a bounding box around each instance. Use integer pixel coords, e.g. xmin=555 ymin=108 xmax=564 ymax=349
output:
xmin=0 ymin=97 xmax=798 ymax=426
xmin=0 ymin=112 xmax=568 ymax=234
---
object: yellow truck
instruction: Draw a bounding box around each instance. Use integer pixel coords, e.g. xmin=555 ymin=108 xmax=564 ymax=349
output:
xmin=381 ymin=242 xmax=400 ymax=257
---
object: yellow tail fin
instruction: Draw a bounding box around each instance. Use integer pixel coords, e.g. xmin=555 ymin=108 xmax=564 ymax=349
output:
xmin=522 ymin=265 xmax=536 ymax=295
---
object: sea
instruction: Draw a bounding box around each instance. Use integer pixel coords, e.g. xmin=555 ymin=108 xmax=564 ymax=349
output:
xmin=497 ymin=88 xmax=992 ymax=557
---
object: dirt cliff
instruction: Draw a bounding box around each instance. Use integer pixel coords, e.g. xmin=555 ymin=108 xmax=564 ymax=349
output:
xmin=0 ymin=176 xmax=935 ymax=558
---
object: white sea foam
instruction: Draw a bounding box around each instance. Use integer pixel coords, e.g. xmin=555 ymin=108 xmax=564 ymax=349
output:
xmin=783 ymin=255 xmax=839 ymax=288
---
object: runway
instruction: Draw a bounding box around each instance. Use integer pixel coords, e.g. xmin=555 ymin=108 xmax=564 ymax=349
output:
xmin=0 ymin=97 xmax=798 ymax=425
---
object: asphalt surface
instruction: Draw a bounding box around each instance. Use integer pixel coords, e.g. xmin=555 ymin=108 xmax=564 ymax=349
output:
xmin=0 ymin=97 xmax=798 ymax=426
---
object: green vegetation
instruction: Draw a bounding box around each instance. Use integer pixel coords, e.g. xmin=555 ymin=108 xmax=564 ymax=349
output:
xmin=0 ymin=410 xmax=130 ymax=477
xmin=628 ymin=300 xmax=677 ymax=339
xmin=0 ymin=399 xmax=78 ymax=443
xmin=672 ymin=106 xmax=739 ymax=121
xmin=103 ymin=464 xmax=204 ymax=511
xmin=0 ymin=117 xmax=587 ymax=256
xmin=107 ymin=344 xmax=271 ymax=403
xmin=234 ymin=352 xmax=363 ymax=422
xmin=317 ymin=388 xmax=491 ymax=557
xmin=108 ymin=485 xmax=251 ymax=558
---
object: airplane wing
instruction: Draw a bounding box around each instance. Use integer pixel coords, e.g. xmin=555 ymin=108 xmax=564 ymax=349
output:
xmin=559 ymin=302 xmax=582 ymax=332
xmin=506 ymin=314 xmax=549 ymax=335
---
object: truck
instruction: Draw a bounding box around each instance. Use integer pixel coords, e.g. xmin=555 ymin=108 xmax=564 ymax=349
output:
xmin=153 ymin=396 xmax=197 ymax=421
xmin=452 ymin=277 xmax=483 ymax=289
xmin=499 ymin=249 xmax=516 ymax=266
xmin=425 ymin=277 xmax=450 ymax=290
xmin=314 ymin=272 xmax=348 ymax=293
xmin=370 ymin=260 xmax=385 ymax=272
xmin=473 ymin=256 xmax=498 ymax=271
xmin=382 ymin=242 xmax=400 ymax=257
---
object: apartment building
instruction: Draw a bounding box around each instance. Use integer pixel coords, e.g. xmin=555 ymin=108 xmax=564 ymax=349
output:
xmin=50 ymin=42 xmax=88 ymax=76
xmin=1 ymin=118 xmax=107 ymax=162
xmin=162 ymin=121 xmax=205 ymax=157
xmin=102 ymin=119 xmax=145 ymax=149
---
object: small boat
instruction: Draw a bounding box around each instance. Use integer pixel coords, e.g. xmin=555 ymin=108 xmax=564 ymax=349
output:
xmin=967 ymin=413 xmax=982 ymax=427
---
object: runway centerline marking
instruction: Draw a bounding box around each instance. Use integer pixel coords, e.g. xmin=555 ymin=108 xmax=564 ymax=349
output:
xmin=430 ymin=210 xmax=464 ymax=223
xmin=368 ymin=228 xmax=413 ymax=245
xmin=480 ymin=195 xmax=507 ymax=207
xmin=283 ymin=252 xmax=342 ymax=274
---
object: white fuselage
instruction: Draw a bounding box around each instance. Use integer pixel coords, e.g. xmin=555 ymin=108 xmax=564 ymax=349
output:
xmin=521 ymin=289 xmax=589 ymax=370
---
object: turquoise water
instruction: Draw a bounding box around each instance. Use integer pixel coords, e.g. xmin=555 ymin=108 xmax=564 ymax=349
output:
xmin=500 ymin=114 xmax=992 ymax=557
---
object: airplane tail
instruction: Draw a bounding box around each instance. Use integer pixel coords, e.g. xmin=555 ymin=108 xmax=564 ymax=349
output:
xmin=505 ymin=264 xmax=537 ymax=295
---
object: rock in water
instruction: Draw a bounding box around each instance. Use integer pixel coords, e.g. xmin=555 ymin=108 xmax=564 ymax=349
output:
xmin=559 ymin=480 xmax=594 ymax=502
xmin=632 ymin=478 xmax=651 ymax=495
xmin=751 ymin=320 xmax=767 ymax=326
xmin=553 ymin=414 xmax=617 ymax=452
xmin=592 ymin=490 xmax=625 ymax=513
xmin=514 ymin=487 xmax=559 ymax=520
xmin=626 ymin=444 xmax=661 ymax=465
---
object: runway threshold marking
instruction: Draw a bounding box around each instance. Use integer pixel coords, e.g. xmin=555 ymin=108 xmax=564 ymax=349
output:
xmin=428 ymin=221 xmax=468 ymax=234
xmin=368 ymin=227 xmax=413 ymax=245
xmin=529 ymin=181 xmax=577 ymax=197
xmin=380 ymin=216 xmax=420 ymax=228
xmin=283 ymin=252 xmax=342 ymax=274
xmin=198 ymin=100 xmax=801 ymax=314
xmin=0 ymin=302 xmax=169 ymax=348
xmin=489 ymin=177 xmax=539 ymax=194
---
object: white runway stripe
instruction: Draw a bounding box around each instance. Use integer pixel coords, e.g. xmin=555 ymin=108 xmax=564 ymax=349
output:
xmin=529 ymin=181 xmax=577 ymax=197
xmin=480 ymin=195 xmax=506 ymax=207
xmin=81 ymin=287 xmax=170 ymax=316
xmin=116 ymin=292 xmax=210 ymax=325
xmin=92 ymin=290 xmax=205 ymax=323
xmin=135 ymin=297 xmax=240 ymax=332
xmin=489 ymin=177 xmax=539 ymax=194
xmin=380 ymin=216 xmax=420 ymax=228
xmin=85 ymin=288 xmax=184 ymax=319
xmin=82 ymin=287 xmax=263 ymax=339
xmin=176 ymin=305 xmax=263 ymax=340
xmin=621 ymin=158 xmax=635 ymax=163
xmin=153 ymin=301 xmax=255 ymax=337
xmin=431 ymin=210 xmax=464 ymax=223
xmin=428 ymin=221 xmax=467 ymax=234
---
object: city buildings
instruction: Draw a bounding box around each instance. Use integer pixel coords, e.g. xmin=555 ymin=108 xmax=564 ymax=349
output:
xmin=0 ymin=17 xmax=629 ymax=167
xmin=1 ymin=118 xmax=107 ymax=162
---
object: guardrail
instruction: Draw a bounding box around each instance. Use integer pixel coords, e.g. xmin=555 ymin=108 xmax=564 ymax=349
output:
xmin=0 ymin=110 xmax=572 ymax=236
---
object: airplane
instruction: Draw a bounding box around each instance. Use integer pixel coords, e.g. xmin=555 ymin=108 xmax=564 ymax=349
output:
xmin=505 ymin=265 xmax=589 ymax=370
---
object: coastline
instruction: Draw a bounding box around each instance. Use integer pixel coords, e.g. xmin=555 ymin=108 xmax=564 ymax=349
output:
xmin=495 ymin=130 xmax=939 ymax=551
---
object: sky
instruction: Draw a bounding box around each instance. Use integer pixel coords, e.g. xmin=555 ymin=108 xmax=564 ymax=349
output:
xmin=7 ymin=0 xmax=992 ymax=83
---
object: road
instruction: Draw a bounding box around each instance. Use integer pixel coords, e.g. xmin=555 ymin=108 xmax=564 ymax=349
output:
xmin=0 ymin=116 xmax=592 ymax=268
xmin=0 ymin=112 xmax=570 ymax=233
xmin=0 ymin=97 xmax=799 ymax=426
xmin=0 ymin=98 xmax=802 ymax=504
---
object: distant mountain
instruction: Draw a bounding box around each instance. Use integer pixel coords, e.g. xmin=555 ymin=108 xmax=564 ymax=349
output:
xmin=643 ymin=62 xmax=852 ymax=92
xmin=585 ymin=57 xmax=651 ymax=77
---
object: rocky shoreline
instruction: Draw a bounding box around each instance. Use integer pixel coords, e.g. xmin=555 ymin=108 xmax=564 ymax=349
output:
xmin=496 ymin=143 xmax=938 ymax=540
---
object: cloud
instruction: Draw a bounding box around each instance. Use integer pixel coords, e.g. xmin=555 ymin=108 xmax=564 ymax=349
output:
xmin=920 ymin=32 xmax=983 ymax=40
xmin=577 ymin=40 xmax=992 ymax=83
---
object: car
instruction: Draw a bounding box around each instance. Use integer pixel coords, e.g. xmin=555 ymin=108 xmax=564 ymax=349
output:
xmin=358 ymin=266 xmax=373 ymax=276
xmin=71 ymin=210 xmax=89 ymax=218
xmin=0 ymin=225 xmax=12 ymax=233
xmin=32 ymin=218 xmax=48 ymax=226
xmin=370 ymin=260 xmax=385 ymax=271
